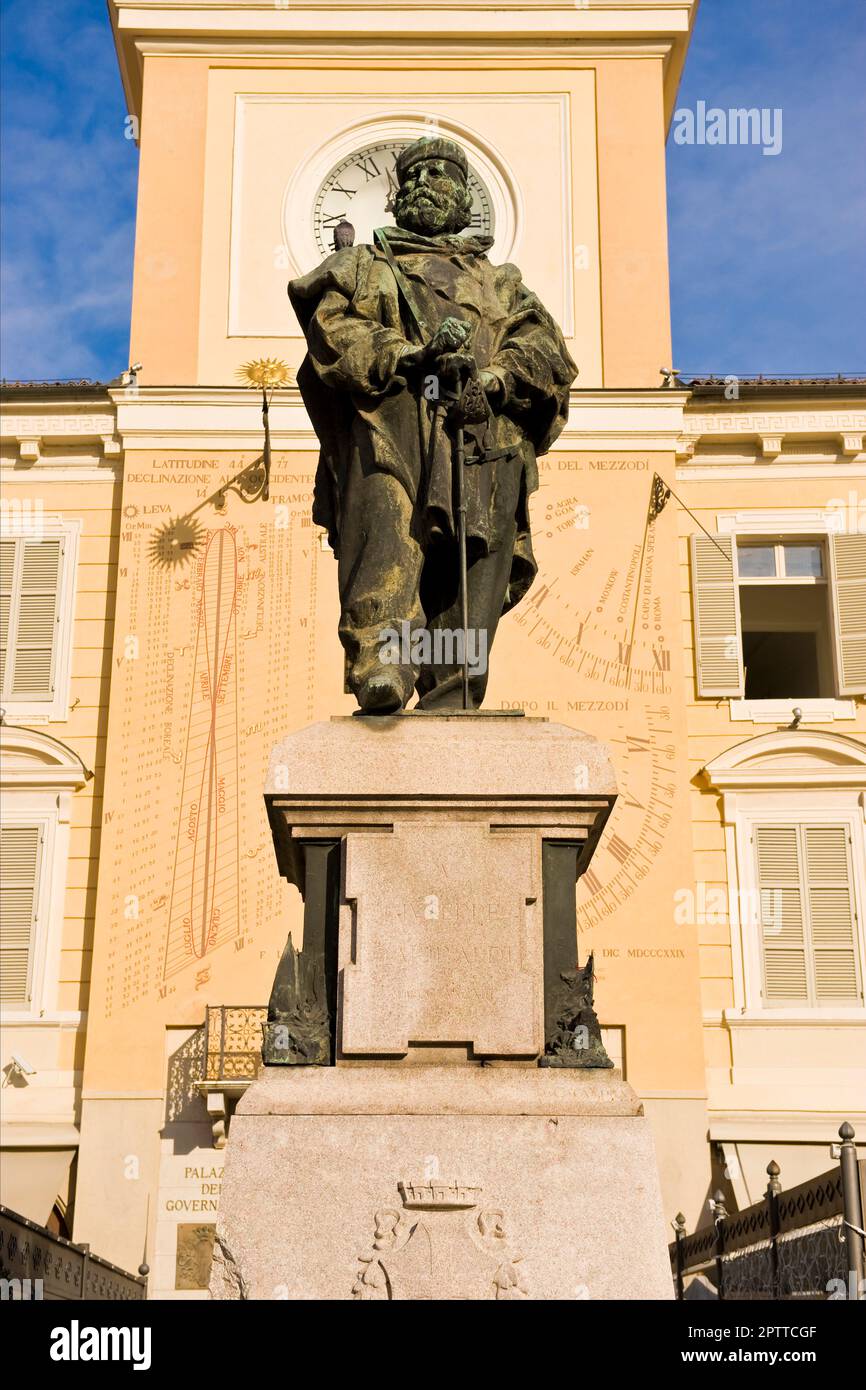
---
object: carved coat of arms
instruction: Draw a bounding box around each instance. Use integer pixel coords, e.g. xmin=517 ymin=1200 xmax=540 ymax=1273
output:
xmin=352 ymin=1181 xmax=528 ymax=1301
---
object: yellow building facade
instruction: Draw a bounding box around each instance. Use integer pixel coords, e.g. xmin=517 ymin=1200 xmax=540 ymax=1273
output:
xmin=1 ymin=0 xmax=864 ymax=1298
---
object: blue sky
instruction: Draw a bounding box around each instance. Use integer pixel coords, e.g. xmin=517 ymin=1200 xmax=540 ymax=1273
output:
xmin=1 ymin=0 xmax=864 ymax=382
xmin=667 ymin=0 xmax=866 ymax=375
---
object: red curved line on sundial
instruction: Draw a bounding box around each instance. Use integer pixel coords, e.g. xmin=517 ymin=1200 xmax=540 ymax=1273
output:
xmin=187 ymin=530 xmax=237 ymax=960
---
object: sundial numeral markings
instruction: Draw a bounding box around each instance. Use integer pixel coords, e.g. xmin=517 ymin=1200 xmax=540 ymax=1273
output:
xmin=530 ymin=581 xmax=555 ymax=609
xmin=606 ymin=833 xmax=631 ymax=865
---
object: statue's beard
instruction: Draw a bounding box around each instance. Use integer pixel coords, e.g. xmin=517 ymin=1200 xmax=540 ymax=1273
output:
xmin=395 ymin=186 xmax=463 ymax=235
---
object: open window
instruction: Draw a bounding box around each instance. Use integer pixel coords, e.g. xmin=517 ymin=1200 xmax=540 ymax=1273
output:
xmin=690 ymin=532 xmax=866 ymax=702
xmin=738 ymin=540 xmax=833 ymax=700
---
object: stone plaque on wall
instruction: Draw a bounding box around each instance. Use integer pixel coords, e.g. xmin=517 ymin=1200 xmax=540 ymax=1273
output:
xmin=176 ymin=1224 xmax=216 ymax=1290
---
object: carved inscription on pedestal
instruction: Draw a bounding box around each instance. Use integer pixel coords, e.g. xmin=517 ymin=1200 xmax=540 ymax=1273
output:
xmin=340 ymin=823 xmax=542 ymax=1056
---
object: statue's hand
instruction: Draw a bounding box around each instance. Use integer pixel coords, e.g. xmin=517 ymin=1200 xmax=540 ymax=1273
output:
xmin=427 ymin=316 xmax=471 ymax=357
xmin=397 ymin=319 xmax=471 ymax=380
xmin=479 ymin=369 xmax=504 ymax=402
xmin=436 ymin=351 xmax=476 ymax=381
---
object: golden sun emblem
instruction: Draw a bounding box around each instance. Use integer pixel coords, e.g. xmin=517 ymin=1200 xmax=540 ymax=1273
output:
xmin=237 ymin=358 xmax=293 ymax=391
xmin=148 ymin=362 xmax=290 ymax=572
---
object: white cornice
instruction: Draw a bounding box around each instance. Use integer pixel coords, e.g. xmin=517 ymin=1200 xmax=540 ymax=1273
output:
xmin=0 ymin=725 xmax=92 ymax=791
xmin=109 ymin=385 xmax=689 ymax=452
xmin=136 ymin=39 xmax=677 ymax=57
xmin=708 ymin=1112 xmax=866 ymax=1143
xmin=700 ymin=729 xmax=866 ymax=794
xmin=0 ymin=463 xmax=121 ymax=483
xmin=114 ymin=3 xmax=694 ymax=44
xmin=110 ymin=1 xmax=696 ymax=121
xmin=0 ymin=1123 xmax=81 ymax=1148
xmin=678 ymin=399 xmax=866 ymax=472
xmin=683 ymin=400 xmax=866 ymax=431
xmin=0 ymin=399 xmax=122 ymax=471
xmin=8 ymin=387 xmax=866 ymax=463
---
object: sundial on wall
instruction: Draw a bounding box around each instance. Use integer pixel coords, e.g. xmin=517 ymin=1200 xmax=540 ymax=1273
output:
xmin=312 ymin=138 xmax=495 ymax=257
xmin=510 ymin=480 xmax=679 ymax=935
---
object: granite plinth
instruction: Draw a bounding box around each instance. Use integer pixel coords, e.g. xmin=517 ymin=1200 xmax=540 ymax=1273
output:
xmin=210 ymin=1068 xmax=674 ymax=1301
xmin=264 ymin=717 xmax=616 ymax=1059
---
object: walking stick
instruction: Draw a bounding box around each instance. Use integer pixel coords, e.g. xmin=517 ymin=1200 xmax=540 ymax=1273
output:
xmin=453 ymin=389 xmax=471 ymax=710
xmin=261 ymin=385 xmax=272 ymax=502
xmin=450 ymin=358 xmax=489 ymax=711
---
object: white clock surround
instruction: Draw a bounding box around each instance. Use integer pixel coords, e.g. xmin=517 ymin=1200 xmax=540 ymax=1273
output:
xmin=282 ymin=111 xmax=522 ymax=275
xmin=311 ymin=139 xmax=494 ymax=260
xmin=217 ymin=84 xmax=585 ymax=366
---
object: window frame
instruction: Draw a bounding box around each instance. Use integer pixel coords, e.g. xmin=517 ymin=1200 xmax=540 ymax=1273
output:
xmin=0 ymin=727 xmax=89 ymax=1023
xmin=736 ymin=538 xmax=828 ymax=585
xmin=716 ymin=511 xmax=858 ymax=718
xmin=751 ymin=818 xmax=862 ymax=1009
xmin=734 ymin=801 xmax=865 ymax=1016
xmin=703 ymin=730 xmax=866 ymax=1024
xmin=0 ymin=811 xmax=54 ymax=1014
xmin=0 ymin=514 xmax=80 ymax=721
xmin=737 ymin=541 xmax=834 ymax=701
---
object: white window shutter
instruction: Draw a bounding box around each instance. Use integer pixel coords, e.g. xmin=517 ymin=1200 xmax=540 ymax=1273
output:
xmin=828 ymin=533 xmax=866 ymax=695
xmin=689 ymin=534 xmax=744 ymax=697
xmin=804 ymin=826 xmax=860 ymax=1003
xmin=7 ymin=539 xmax=63 ymax=699
xmin=0 ymin=538 xmax=14 ymax=692
xmin=0 ymin=824 xmax=42 ymax=1007
xmin=755 ymin=826 xmax=808 ymax=1002
xmin=755 ymin=822 xmax=861 ymax=1006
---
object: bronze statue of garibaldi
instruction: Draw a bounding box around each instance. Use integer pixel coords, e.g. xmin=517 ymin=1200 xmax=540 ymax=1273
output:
xmin=289 ymin=135 xmax=577 ymax=713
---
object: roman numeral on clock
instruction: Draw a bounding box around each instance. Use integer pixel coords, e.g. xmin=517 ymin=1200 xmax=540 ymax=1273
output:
xmin=355 ymin=157 xmax=381 ymax=181
xmin=321 ymin=212 xmax=347 ymax=228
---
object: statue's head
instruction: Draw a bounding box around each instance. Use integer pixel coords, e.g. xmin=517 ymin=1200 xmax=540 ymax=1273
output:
xmin=393 ymin=136 xmax=473 ymax=236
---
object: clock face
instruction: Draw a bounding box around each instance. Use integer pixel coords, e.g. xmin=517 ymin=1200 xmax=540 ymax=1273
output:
xmin=312 ymin=139 xmax=495 ymax=259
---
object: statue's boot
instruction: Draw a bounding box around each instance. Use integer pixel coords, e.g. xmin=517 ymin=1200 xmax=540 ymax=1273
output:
xmin=416 ymin=670 xmax=484 ymax=711
xmin=357 ymin=669 xmax=408 ymax=714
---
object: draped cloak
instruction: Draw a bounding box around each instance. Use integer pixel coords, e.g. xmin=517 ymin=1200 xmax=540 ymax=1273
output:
xmin=288 ymin=227 xmax=577 ymax=614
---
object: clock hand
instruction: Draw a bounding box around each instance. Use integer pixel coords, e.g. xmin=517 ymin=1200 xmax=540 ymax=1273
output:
xmin=384 ymin=163 xmax=399 ymax=214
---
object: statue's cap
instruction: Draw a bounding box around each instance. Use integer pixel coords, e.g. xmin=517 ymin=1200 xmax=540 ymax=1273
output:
xmin=395 ymin=136 xmax=468 ymax=184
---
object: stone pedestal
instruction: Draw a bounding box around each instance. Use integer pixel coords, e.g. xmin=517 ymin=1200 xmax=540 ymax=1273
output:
xmin=264 ymin=714 xmax=617 ymax=1062
xmin=211 ymin=1069 xmax=673 ymax=1301
xmin=211 ymin=715 xmax=674 ymax=1299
